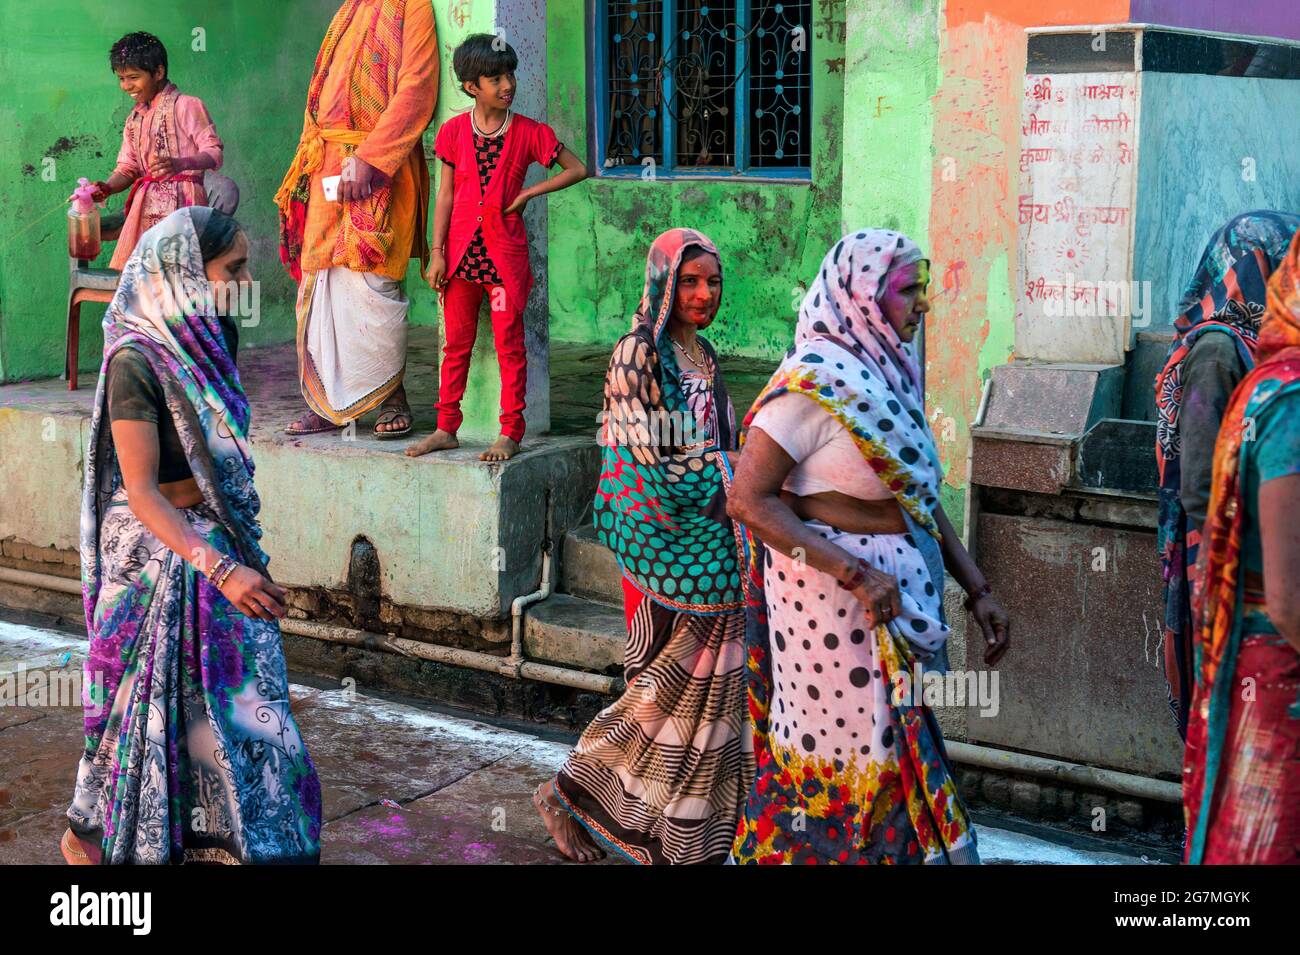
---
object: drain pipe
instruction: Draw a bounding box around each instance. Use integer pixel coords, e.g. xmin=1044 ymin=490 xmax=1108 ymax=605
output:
xmin=278 ymin=616 xmax=619 ymax=695
xmin=506 ymin=489 xmax=555 ymax=675
xmin=0 ymin=565 xmax=621 ymax=695
xmin=0 ymin=567 xmax=81 ymax=595
xmin=946 ymin=740 xmax=1181 ymax=805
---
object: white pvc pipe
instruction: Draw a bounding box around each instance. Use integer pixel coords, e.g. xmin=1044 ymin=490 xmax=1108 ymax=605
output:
xmin=946 ymin=740 xmax=1181 ymax=805
xmin=0 ymin=566 xmax=81 ymax=595
xmin=509 ymin=548 xmax=553 ymax=669
xmin=280 ymin=615 xmax=622 ymax=695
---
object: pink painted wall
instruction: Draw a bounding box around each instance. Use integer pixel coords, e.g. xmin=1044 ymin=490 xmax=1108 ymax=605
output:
xmin=924 ymin=1 xmax=1126 ymax=507
xmin=1131 ymin=0 xmax=1300 ymax=42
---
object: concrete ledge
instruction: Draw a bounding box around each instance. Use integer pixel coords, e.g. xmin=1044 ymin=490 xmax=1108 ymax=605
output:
xmin=559 ymin=525 xmax=622 ymax=607
xmin=523 ymin=593 xmax=624 ymax=672
xmin=0 ymin=374 xmax=601 ymax=620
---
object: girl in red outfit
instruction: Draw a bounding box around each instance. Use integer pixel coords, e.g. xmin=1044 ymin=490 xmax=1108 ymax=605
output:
xmin=407 ymin=34 xmax=586 ymax=462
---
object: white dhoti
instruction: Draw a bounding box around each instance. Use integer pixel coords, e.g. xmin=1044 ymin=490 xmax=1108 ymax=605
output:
xmin=296 ymin=266 xmax=409 ymax=424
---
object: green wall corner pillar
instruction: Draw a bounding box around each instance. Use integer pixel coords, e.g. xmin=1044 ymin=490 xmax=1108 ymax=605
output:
xmin=840 ymin=2 xmax=940 ymax=243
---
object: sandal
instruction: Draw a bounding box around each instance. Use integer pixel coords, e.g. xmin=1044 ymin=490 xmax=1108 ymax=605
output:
xmin=285 ymin=409 xmax=343 ymax=436
xmin=374 ymin=397 xmax=413 ymax=440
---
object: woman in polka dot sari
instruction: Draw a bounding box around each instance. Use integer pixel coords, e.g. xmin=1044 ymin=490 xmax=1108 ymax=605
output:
xmin=727 ymin=229 xmax=1010 ymax=864
xmin=532 ymin=228 xmax=753 ymax=864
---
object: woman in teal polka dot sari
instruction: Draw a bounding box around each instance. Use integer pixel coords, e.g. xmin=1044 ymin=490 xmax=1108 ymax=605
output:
xmin=533 ymin=228 xmax=753 ymax=865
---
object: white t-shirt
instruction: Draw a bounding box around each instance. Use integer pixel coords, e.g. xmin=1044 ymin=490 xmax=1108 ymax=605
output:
xmin=749 ymin=392 xmax=895 ymax=500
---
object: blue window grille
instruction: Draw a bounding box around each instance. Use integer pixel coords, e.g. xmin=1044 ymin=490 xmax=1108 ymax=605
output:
xmin=596 ymin=0 xmax=812 ymax=178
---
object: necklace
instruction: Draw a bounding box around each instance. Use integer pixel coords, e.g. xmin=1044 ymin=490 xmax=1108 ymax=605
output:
xmin=671 ymin=335 xmax=707 ymax=373
xmin=472 ymin=108 xmax=511 ymax=139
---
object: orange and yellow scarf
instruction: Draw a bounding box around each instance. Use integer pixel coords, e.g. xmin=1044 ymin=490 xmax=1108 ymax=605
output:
xmin=275 ymin=0 xmax=408 ymax=279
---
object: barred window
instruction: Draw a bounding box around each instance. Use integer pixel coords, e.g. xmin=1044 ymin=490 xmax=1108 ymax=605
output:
xmin=599 ymin=0 xmax=812 ymax=177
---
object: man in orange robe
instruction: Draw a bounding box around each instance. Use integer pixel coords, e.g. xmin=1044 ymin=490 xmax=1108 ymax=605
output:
xmin=276 ymin=0 xmax=437 ymax=438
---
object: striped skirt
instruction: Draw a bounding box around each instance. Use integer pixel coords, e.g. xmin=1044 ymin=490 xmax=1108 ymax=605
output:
xmin=554 ymin=576 xmax=753 ymax=864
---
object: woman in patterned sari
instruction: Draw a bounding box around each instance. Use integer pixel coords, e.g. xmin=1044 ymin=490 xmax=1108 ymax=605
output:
xmin=1184 ymin=228 xmax=1300 ymax=865
xmin=532 ymin=228 xmax=752 ymax=864
xmin=61 ymin=207 xmax=322 ymax=865
xmin=1154 ymin=211 xmax=1300 ymax=739
xmin=727 ymin=229 xmax=1009 ymax=864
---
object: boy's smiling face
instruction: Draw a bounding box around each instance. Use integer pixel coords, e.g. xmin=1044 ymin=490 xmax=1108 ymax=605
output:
xmin=116 ymin=65 xmax=167 ymax=106
xmin=466 ymin=71 xmax=516 ymax=110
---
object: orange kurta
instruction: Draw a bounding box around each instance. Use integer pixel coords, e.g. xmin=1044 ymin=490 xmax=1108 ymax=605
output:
xmin=298 ymin=0 xmax=437 ymax=281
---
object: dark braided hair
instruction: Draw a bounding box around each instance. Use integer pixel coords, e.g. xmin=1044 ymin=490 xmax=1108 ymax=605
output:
xmin=109 ymin=32 xmax=168 ymax=79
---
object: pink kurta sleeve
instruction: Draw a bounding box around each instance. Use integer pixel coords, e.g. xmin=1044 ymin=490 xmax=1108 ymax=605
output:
xmin=114 ymin=119 xmax=142 ymax=180
xmin=175 ymin=95 xmax=224 ymax=170
xmin=354 ymin=0 xmax=438 ymax=177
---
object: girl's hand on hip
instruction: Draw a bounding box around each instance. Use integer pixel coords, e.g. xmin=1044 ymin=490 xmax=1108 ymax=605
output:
xmin=849 ymin=565 xmax=903 ymax=630
xmin=970 ymin=594 xmax=1010 ymax=665
xmin=503 ymin=192 xmax=530 ymax=216
xmin=219 ymin=565 xmax=287 ymax=621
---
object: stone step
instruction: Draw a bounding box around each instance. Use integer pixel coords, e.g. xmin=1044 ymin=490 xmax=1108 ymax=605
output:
xmin=522 ymin=592 xmax=624 ymax=674
xmin=558 ymin=524 xmax=623 ymax=607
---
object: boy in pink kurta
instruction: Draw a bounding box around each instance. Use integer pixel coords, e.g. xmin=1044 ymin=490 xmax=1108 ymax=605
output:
xmin=89 ymin=33 xmax=224 ymax=270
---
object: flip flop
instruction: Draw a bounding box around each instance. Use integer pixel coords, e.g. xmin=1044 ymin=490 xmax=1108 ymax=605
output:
xmin=374 ymin=401 xmax=413 ymax=440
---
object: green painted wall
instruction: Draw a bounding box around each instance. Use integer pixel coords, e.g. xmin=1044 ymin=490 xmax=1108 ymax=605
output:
xmin=545 ymin=1 xmax=847 ymax=361
xmin=0 ymin=0 xmax=346 ymax=383
xmin=841 ymin=1 xmax=940 ymax=245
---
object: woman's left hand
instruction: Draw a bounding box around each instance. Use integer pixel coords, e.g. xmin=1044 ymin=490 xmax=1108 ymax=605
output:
xmin=970 ymin=594 xmax=1010 ymax=665
xmin=504 ymin=192 xmax=530 ymax=216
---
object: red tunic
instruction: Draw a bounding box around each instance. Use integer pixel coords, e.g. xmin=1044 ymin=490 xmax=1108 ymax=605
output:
xmin=434 ymin=111 xmax=561 ymax=314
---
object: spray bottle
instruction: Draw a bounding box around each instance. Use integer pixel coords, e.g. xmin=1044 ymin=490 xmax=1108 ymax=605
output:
xmin=68 ymin=178 xmax=102 ymax=260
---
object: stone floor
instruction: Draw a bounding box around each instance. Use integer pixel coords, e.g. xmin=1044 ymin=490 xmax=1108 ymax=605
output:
xmin=0 ymin=612 xmax=1167 ymax=865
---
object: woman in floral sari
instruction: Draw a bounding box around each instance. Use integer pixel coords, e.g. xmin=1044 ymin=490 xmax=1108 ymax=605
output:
xmin=1184 ymin=228 xmax=1300 ymax=865
xmin=532 ymin=228 xmax=752 ymax=864
xmin=62 ymin=207 xmax=321 ymax=865
xmin=727 ymin=229 xmax=1009 ymax=864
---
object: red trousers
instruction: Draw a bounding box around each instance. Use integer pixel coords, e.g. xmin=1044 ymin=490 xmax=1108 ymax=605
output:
xmin=437 ymin=277 xmax=527 ymax=441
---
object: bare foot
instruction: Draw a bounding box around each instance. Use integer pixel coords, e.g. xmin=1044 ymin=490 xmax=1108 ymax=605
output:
xmin=532 ymin=779 xmax=604 ymax=863
xmin=404 ymin=429 xmax=459 ymax=457
xmin=60 ymin=828 xmax=102 ymax=865
xmin=480 ymin=435 xmax=520 ymax=462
